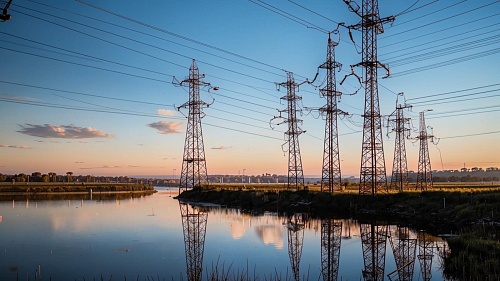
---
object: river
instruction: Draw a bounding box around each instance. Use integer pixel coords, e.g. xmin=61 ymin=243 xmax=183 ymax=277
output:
xmin=0 ymin=187 xmax=448 ymax=280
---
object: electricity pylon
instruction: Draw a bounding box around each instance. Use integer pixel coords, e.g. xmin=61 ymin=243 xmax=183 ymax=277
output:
xmin=180 ymin=202 xmax=208 ymax=281
xmin=360 ymin=223 xmax=388 ymax=281
xmin=321 ymin=219 xmax=342 ymax=281
xmin=416 ymin=110 xmax=434 ymax=191
xmin=343 ymin=0 xmax=395 ymax=195
xmin=287 ymin=213 xmax=305 ymax=281
xmin=417 ymin=231 xmax=435 ymax=281
xmin=387 ymin=226 xmax=416 ymax=281
xmin=320 ymin=31 xmax=348 ymax=192
xmin=387 ymin=94 xmax=411 ymax=192
xmin=273 ymin=72 xmax=305 ymax=190
xmin=175 ymin=59 xmax=215 ymax=192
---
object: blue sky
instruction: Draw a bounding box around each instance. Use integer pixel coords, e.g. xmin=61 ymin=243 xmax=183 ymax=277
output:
xmin=0 ymin=0 xmax=499 ymax=177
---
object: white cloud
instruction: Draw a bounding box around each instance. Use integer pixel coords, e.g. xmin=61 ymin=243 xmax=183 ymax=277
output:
xmin=0 ymin=144 xmax=32 ymax=149
xmin=18 ymin=124 xmax=114 ymax=139
xmin=156 ymin=109 xmax=176 ymax=116
xmin=212 ymin=146 xmax=232 ymax=150
xmin=147 ymin=121 xmax=183 ymax=134
xmin=80 ymin=165 xmax=120 ymax=170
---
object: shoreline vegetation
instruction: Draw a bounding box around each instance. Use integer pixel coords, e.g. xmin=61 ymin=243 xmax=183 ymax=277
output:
xmin=0 ymin=182 xmax=156 ymax=195
xmin=177 ymin=183 xmax=500 ymax=280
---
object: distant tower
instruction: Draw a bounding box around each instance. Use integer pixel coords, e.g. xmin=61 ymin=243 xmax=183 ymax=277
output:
xmin=343 ymin=0 xmax=395 ymax=195
xmin=416 ymin=111 xmax=433 ymax=191
xmin=417 ymin=231 xmax=435 ymax=281
xmin=320 ymin=32 xmax=348 ymax=192
xmin=287 ymin=214 xmax=305 ymax=281
xmin=360 ymin=223 xmax=388 ymax=281
xmin=388 ymin=94 xmax=411 ymax=192
xmin=321 ymin=219 xmax=342 ymax=281
xmin=180 ymin=202 xmax=208 ymax=281
xmin=274 ymin=72 xmax=305 ymax=190
xmin=175 ymin=60 xmax=214 ymax=192
xmin=387 ymin=226 xmax=416 ymax=281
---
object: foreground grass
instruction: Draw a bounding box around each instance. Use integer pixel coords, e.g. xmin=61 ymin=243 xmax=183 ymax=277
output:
xmin=444 ymin=226 xmax=500 ymax=280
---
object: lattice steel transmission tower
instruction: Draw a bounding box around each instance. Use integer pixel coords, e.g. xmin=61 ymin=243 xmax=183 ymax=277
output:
xmin=287 ymin=213 xmax=305 ymax=281
xmin=180 ymin=202 xmax=208 ymax=281
xmin=273 ymin=72 xmax=305 ymax=190
xmin=321 ymin=219 xmax=342 ymax=281
xmin=416 ymin=111 xmax=434 ymax=191
xmin=417 ymin=231 xmax=435 ymax=281
xmin=343 ymin=0 xmax=394 ymax=195
xmin=175 ymin=60 xmax=215 ymax=192
xmin=387 ymin=226 xmax=416 ymax=281
xmin=320 ymin=32 xmax=348 ymax=193
xmin=360 ymin=223 xmax=388 ymax=281
xmin=388 ymin=94 xmax=412 ymax=192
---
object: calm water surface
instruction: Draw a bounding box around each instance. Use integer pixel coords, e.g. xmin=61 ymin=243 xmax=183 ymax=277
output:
xmin=0 ymin=187 xmax=448 ymax=280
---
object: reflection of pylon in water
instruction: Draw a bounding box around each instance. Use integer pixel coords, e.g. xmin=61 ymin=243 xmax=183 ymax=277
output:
xmin=417 ymin=231 xmax=434 ymax=281
xmin=321 ymin=219 xmax=342 ymax=281
xmin=180 ymin=202 xmax=208 ymax=281
xmin=287 ymin=214 xmax=305 ymax=281
xmin=361 ymin=223 xmax=388 ymax=281
xmin=387 ymin=226 xmax=416 ymax=281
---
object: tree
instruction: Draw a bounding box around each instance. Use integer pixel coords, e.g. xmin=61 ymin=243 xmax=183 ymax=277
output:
xmin=66 ymin=172 xmax=73 ymax=182
xmin=41 ymin=174 xmax=50 ymax=183
xmin=31 ymin=172 xmax=42 ymax=182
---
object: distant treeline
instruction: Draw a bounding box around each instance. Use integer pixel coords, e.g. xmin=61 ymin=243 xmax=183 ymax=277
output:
xmin=0 ymin=172 xmax=173 ymax=186
xmin=406 ymin=170 xmax=500 ymax=183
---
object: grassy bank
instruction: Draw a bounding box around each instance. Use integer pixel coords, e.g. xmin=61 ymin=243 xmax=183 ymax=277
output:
xmin=0 ymin=182 xmax=156 ymax=194
xmin=177 ymin=185 xmax=500 ymax=280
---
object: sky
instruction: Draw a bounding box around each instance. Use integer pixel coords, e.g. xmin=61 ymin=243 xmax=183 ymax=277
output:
xmin=0 ymin=0 xmax=499 ymax=177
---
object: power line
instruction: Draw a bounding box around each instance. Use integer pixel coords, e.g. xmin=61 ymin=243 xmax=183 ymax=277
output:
xmin=412 ymin=93 xmax=500 ymax=107
xmin=394 ymin=0 xmax=422 ymax=17
xmin=14 ymin=7 xmax=279 ymax=85
xmin=248 ymin=0 xmax=329 ymax=33
xmin=1 ymin=31 xmax=174 ymax=77
xmin=287 ymin=0 xmax=339 ymax=24
xmin=379 ymin=11 xmax=500 ymax=49
xmin=439 ymin=130 xmax=500 ymax=140
xmin=0 ymin=80 xmax=277 ymax=124
xmin=428 ymin=104 xmax=500 ymax=116
xmin=0 ymin=96 xmax=285 ymax=141
xmin=25 ymin=0 xmax=286 ymax=81
xmin=407 ymin=82 xmax=500 ymax=101
xmin=381 ymin=26 xmax=500 ymax=62
xmin=16 ymin=2 xmax=282 ymax=99
xmin=391 ymin=0 xmax=462 ymax=26
xmin=2 ymin=29 xmax=280 ymax=110
xmin=427 ymin=109 xmax=500 ymax=119
xmin=74 ymin=0 xmax=309 ymax=79
xmin=388 ymin=34 xmax=500 ymax=67
xmin=381 ymin=1 xmax=499 ymax=40
xmin=0 ymin=38 xmax=101 ymax=62
xmin=0 ymin=46 xmax=172 ymax=83
xmin=389 ymin=47 xmax=500 ymax=78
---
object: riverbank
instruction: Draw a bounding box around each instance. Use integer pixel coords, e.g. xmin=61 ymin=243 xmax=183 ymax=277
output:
xmin=177 ymin=187 xmax=500 ymax=280
xmin=0 ymin=182 xmax=156 ymax=194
